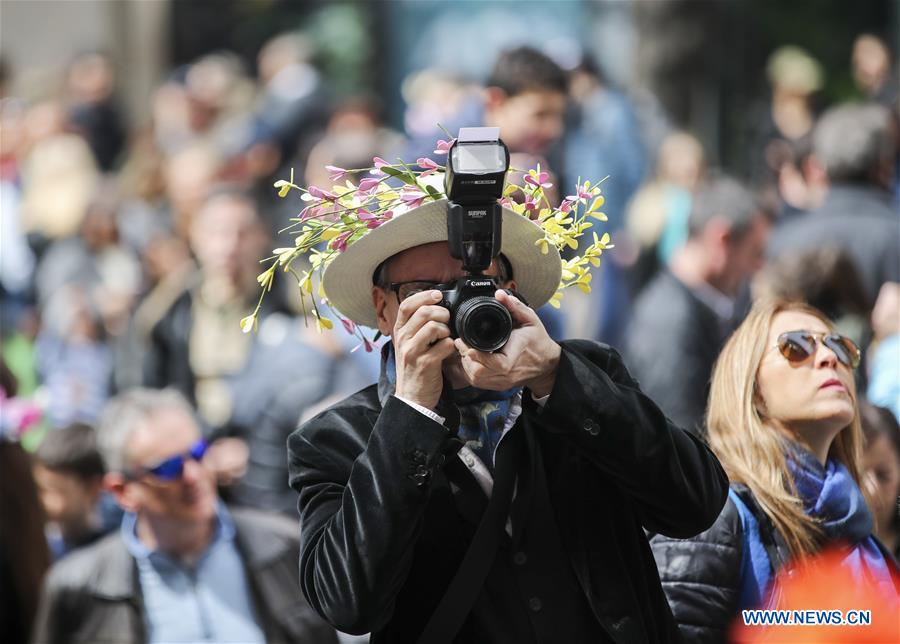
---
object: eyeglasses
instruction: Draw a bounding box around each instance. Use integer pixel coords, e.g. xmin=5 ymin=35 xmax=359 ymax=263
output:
xmin=774 ymin=331 xmax=860 ymax=369
xmin=388 ymin=280 xmax=448 ymax=302
xmin=128 ymin=439 xmax=208 ymax=482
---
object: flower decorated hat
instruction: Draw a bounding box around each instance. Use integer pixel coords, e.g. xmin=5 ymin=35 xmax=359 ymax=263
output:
xmin=244 ymin=132 xmax=612 ymax=351
xmin=322 ymin=198 xmax=561 ymax=329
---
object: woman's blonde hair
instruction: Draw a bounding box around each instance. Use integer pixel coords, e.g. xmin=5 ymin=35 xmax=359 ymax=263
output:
xmin=706 ymin=299 xmax=865 ymax=557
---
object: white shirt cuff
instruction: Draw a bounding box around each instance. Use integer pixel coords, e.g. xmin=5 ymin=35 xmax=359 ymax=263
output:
xmin=395 ymin=395 xmax=446 ymax=425
xmin=531 ymin=392 xmax=550 ymax=407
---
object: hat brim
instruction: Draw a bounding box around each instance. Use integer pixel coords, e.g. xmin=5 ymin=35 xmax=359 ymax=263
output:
xmin=322 ymin=199 xmax=562 ymax=328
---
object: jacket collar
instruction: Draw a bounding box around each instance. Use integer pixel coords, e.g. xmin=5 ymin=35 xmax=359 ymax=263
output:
xmin=820 ymin=183 xmax=896 ymax=217
xmin=230 ymin=510 xmax=293 ymax=569
xmin=86 ymin=533 xmax=140 ymax=601
xmin=84 ymin=507 xmax=293 ymax=601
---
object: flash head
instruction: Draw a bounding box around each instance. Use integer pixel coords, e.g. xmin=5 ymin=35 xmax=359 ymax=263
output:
xmin=444 ymin=128 xmax=510 ymax=273
xmin=444 ymin=127 xmax=510 ymax=204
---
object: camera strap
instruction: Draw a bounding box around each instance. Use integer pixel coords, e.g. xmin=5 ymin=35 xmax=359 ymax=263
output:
xmin=416 ymin=424 xmax=525 ymax=644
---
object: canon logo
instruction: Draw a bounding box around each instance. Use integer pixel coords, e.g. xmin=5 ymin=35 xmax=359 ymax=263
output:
xmin=469 ymin=280 xmax=492 ymax=287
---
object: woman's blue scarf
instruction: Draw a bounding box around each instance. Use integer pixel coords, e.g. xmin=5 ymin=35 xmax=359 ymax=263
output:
xmin=786 ymin=441 xmax=896 ymax=594
xmin=380 ymin=342 xmax=520 ymax=471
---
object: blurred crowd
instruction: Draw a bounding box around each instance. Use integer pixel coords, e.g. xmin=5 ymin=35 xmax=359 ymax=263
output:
xmin=0 ymin=26 xmax=898 ymax=644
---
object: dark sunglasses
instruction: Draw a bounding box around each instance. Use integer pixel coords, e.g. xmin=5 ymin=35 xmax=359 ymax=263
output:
xmin=128 ymin=439 xmax=208 ymax=482
xmin=775 ymin=331 xmax=860 ymax=369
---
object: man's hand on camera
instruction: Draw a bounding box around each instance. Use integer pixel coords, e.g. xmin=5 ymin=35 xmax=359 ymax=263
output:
xmin=393 ymin=290 xmax=457 ymax=411
xmin=455 ymin=290 xmax=560 ymax=398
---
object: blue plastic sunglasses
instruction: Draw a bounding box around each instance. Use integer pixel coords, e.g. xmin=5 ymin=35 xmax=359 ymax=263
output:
xmin=129 ymin=439 xmax=208 ymax=481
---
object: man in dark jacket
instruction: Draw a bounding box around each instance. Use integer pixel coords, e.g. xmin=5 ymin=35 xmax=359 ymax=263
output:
xmin=767 ymin=102 xmax=899 ymax=307
xmin=32 ymin=388 xmax=337 ymax=644
xmin=143 ymin=188 xmax=276 ymax=424
xmin=287 ymin=197 xmax=729 ymax=643
xmin=626 ymin=177 xmax=770 ymax=434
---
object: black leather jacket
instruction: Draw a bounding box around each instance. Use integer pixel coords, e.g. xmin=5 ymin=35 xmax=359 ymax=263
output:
xmin=288 ymin=340 xmax=729 ymax=642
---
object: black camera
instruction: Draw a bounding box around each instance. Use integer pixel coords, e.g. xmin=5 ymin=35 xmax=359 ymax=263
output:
xmin=441 ymin=128 xmax=513 ymax=352
xmin=437 ymin=276 xmax=515 ymax=353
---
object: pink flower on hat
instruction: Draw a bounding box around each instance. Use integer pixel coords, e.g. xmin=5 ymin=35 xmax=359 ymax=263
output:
xmin=371 ymin=156 xmax=390 ymax=176
xmin=301 ymin=204 xmax=323 ymax=220
xmin=566 ymin=182 xmax=596 ymax=203
xmin=524 ymin=171 xmax=552 ymax=190
xmin=326 ymin=165 xmax=349 ymax=182
xmin=416 ymin=157 xmax=441 ymax=177
xmin=329 ymin=230 xmax=353 ymax=253
xmin=356 ymin=209 xmax=383 ymax=228
xmin=308 ymin=185 xmax=338 ymax=202
xmin=434 ymin=139 xmax=454 ymax=155
xmin=400 ymin=186 xmax=426 ymax=209
xmin=351 ymin=337 xmax=375 ymax=353
xmin=357 ymin=177 xmax=380 ymax=194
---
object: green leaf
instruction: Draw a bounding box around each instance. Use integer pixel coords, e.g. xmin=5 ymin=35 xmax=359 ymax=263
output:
xmin=381 ymin=165 xmax=417 ymax=186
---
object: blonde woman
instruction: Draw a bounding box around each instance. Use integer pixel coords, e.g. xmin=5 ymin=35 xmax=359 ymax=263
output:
xmin=651 ymin=300 xmax=899 ymax=642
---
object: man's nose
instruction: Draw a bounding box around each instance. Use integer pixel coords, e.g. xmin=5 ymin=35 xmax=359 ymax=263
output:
xmin=546 ymin=116 xmax=563 ymax=141
xmin=181 ymin=458 xmax=204 ymax=484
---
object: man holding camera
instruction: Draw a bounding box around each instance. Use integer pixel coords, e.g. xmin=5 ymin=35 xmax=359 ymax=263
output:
xmin=288 ymin=132 xmax=728 ymax=643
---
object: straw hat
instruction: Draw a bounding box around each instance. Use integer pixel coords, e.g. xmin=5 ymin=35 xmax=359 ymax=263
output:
xmin=322 ymin=198 xmax=562 ymax=328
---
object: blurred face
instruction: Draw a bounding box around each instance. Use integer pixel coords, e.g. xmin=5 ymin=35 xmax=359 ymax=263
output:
xmin=114 ymin=407 xmax=217 ymax=525
xmin=721 ymin=215 xmax=770 ymax=295
xmin=862 ymin=434 xmax=900 ymax=533
xmin=67 ymin=53 xmax=115 ymax=104
xmin=485 ymin=89 xmax=566 ymax=155
xmin=658 ymin=133 xmax=705 ymax=190
xmin=80 ymin=207 xmax=118 ymax=250
xmin=756 ymin=311 xmax=856 ymax=453
xmin=33 ymin=464 xmax=101 ymax=530
xmin=164 ymin=145 xmax=218 ymax=231
xmin=190 ymin=196 xmax=267 ymax=282
xmin=852 ymin=36 xmax=890 ymax=94
xmin=706 ymin=214 xmax=770 ymax=296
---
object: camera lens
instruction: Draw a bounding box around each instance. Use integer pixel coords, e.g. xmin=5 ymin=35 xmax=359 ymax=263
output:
xmin=455 ymin=296 xmax=512 ymax=352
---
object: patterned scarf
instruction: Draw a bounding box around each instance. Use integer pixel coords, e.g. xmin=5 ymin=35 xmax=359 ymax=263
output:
xmin=785 ymin=441 xmax=896 ymax=594
xmin=379 ymin=342 xmax=520 ymax=471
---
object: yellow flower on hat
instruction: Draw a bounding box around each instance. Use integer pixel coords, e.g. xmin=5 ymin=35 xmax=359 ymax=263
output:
xmin=240 ymin=144 xmax=612 ymax=351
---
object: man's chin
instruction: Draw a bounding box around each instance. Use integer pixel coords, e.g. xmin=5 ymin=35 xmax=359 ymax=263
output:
xmin=176 ymin=492 xmax=217 ymax=521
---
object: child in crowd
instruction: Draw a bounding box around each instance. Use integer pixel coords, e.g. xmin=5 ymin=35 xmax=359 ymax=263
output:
xmin=32 ymin=423 xmax=109 ymax=560
xmin=35 ymin=287 xmax=113 ymax=428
